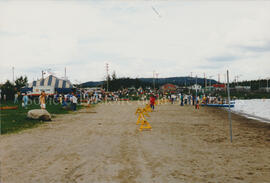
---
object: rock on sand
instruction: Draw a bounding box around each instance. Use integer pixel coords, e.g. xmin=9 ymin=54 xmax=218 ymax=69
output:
xmin=27 ymin=109 xmax=51 ymax=121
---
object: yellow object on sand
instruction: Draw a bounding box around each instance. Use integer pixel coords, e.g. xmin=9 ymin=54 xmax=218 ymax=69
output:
xmin=139 ymin=119 xmax=152 ymax=131
xmin=145 ymin=104 xmax=152 ymax=112
xmin=135 ymin=107 xmax=152 ymax=131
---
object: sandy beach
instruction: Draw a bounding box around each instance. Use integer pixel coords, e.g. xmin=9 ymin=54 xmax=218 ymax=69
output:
xmin=0 ymin=101 xmax=269 ymax=183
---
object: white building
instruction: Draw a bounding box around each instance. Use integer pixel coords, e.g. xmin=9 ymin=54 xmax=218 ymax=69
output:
xmin=188 ymin=84 xmax=202 ymax=91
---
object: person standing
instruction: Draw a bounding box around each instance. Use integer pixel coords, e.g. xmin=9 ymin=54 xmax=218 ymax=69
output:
xmin=195 ymin=96 xmax=200 ymax=109
xmin=180 ymin=94 xmax=184 ymax=106
xmin=184 ymin=94 xmax=188 ymax=105
xmin=14 ymin=92 xmax=19 ymax=104
xmin=39 ymin=91 xmax=46 ymax=109
xmin=171 ymin=94 xmax=176 ymax=104
xmin=59 ymin=94 xmax=62 ymax=104
xmin=22 ymin=93 xmax=29 ymax=109
xmin=3 ymin=94 xmax=6 ymax=103
xmin=150 ymin=94 xmax=156 ymax=110
xmin=72 ymin=94 xmax=78 ymax=111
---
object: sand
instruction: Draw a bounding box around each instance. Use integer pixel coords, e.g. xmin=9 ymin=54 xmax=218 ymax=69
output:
xmin=0 ymin=101 xmax=269 ymax=183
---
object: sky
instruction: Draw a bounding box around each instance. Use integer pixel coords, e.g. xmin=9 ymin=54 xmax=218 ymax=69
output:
xmin=0 ymin=0 xmax=270 ymax=84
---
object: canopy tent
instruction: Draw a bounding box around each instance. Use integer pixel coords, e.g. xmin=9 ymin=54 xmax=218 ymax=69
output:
xmin=28 ymin=75 xmax=73 ymax=89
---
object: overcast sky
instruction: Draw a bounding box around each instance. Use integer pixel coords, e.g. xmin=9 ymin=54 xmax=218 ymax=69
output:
xmin=1 ymin=0 xmax=270 ymax=84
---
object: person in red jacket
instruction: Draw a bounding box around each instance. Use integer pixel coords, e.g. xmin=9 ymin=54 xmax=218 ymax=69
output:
xmin=150 ymin=94 xmax=156 ymax=110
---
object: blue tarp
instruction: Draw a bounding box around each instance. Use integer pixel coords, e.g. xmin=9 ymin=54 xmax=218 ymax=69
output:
xmin=20 ymin=87 xmax=33 ymax=93
xmin=201 ymin=104 xmax=235 ymax=108
xmin=20 ymin=87 xmax=73 ymax=94
xmin=55 ymin=88 xmax=73 ymax=94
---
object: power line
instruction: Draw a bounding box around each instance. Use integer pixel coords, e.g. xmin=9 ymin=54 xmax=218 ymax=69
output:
xmin=151 ymin=6 xmax=162 ymax=18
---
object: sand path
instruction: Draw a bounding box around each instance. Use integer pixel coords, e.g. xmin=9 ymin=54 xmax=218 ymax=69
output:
xmin=0 ymin=102 xmax=269 ymax=183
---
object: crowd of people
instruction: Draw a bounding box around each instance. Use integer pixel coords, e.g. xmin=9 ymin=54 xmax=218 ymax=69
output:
xmin=1 ymin=86 xmax=229 ymax=112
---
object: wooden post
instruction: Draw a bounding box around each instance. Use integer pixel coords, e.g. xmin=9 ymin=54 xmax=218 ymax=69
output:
xmin=227 ymin=70 xmax=233 ymax=143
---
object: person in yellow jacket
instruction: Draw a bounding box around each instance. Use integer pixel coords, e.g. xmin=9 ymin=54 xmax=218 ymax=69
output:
xmin=202 ymin=95 xmax=206 ymax=104
xmin=39 ymin=91 xmax=46 ymax=109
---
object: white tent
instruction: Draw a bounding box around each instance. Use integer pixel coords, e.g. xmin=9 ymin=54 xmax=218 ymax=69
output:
xmin=28 ymin=75 xmax=73 ymax=89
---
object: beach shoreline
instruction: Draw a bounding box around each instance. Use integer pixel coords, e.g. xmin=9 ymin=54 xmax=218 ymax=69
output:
xmin=0 ymin=102 xmax=269 ymax=183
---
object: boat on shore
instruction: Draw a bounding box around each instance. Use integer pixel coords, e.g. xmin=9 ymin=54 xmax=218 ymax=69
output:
xmin=201 ymin=101 xmax=235 ymax=108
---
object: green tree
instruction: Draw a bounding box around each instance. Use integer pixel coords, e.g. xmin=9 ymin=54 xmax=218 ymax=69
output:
xmin=1 ymin=80 xmax=15 ymax=100
xmin=15 ymin=76 xmax=28 ymax=90
xmin=112 ymin=71 xmax=117 ymax=80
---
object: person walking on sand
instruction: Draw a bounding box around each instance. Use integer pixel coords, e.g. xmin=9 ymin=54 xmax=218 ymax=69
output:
xmin=150 ymin=94 xmax=156 ymax=110
xmin=195 ymin=96 xmax=200 ymax=109
xmin=39 ymin=91 xmax=46 ymax=109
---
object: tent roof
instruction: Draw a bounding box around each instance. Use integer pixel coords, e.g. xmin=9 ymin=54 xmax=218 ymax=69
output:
xmin=28 ymin=75 xmax=73 ymax=88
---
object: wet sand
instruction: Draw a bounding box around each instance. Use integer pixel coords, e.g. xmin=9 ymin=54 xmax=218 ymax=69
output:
xmin=0 ymin=101 xmax=269 ymax=183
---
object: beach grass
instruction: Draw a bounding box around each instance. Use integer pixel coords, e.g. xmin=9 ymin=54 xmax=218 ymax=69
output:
xmin=0 ymin=99 xmax=82 ymax=134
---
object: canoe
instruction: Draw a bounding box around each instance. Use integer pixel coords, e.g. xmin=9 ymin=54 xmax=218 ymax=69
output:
xmin=0 ymin=106 xmax=18 ymax=110
xmin=201 ymin=104 xmax=235 ymax=108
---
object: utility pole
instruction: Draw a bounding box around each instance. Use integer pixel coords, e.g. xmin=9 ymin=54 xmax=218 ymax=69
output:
xmin=204 ymin=73 xmax=206 ymax=89
xmin=12 ymin=66 xmax=15 ymax=83
xmin=235 ymin=75 xmax=242 ymax=86
xmin=209 ymin=76 xmax=214 ymax=86
xmin=266 ymin=77 xmax=270 ymax=93
xmin=195 ymin=75 xmax=198 ymax=99
xmin=153 ymin=70 xmax=155 ymax=91
xmin=156 ymin=73 xmax=159 ymax=89
xmin=209 ymin=75 xmax=214 ymax=92
xmin=224 ymin=73 xmax=227 ymax=94
xmin=41 ymin=70 xmax=45 ymax=79
xmin=190 ymin=72 xmax=193 ymax=85
xmin=258 ymin=77 xmax=261 ymax=90
xmin=106 ymin=63 xmax=109 ymax=92
xmin=64 ymin=67 xmax=67 ymax=78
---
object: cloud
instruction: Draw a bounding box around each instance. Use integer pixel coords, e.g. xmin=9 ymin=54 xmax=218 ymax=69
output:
xmin=0 ymin=1 xmax=270 ymax=83
xmin=207 ymin=55 xmax=240 ymax=62
xmin=237 ymin=42 xmax=270 ymax=53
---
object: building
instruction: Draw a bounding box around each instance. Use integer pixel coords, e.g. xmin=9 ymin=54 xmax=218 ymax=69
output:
xmin=188 ymin=84 xmax=202 ymax=91
xmin=212 ymin=84 xmax=226 ymax=91
xmin=259 ymin=87 xmax=270 ymax=92
xmin=160 ymin=83 xmax=178 ymax=93
xmin=233 ymin=86 xmax=251 ymax=92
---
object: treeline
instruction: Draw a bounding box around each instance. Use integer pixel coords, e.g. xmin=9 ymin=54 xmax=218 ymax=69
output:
xmin=230 ymin=79 xmax=269 ymax=90
xmin=0 ymin=76 xmax=28 ymax=100
xmin=216 ymin=91 xmax=270 ymax=99
xmin=102 ymin=76 xmax=152 ymax=91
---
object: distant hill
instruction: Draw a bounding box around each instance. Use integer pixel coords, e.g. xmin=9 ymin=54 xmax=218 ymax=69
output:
xmin=80 ymin=81 xmax=103 ymax=88
xmin=80 ymin=77 xmax=217 ymax=88
xmin=139 ymin=77 xmax=217 ymax=86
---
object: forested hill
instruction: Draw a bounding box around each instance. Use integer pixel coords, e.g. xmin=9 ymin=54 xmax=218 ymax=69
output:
xmin=80 ymin=77 xmax=217 ymax=88
xmin=139 ymin=77 xmax=217 ymax=86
